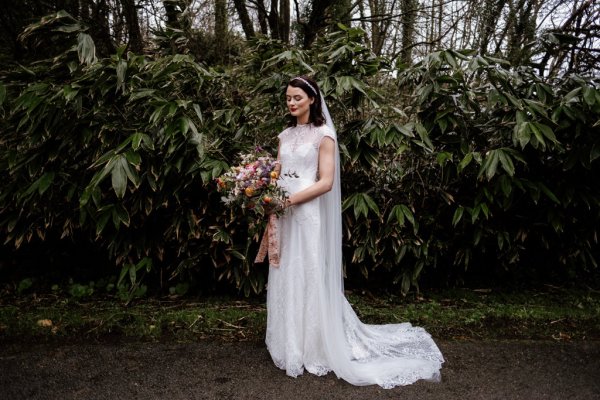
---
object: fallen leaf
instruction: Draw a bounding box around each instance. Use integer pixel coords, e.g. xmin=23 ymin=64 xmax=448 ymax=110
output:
xmin=37 ymin=319 xmax=53 ymax=327
xmin=552 ymin=332 xmax=571 ymax=341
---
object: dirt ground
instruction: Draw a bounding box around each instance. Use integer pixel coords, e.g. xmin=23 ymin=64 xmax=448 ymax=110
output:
xmin=1 ymin=339 xmax=599 ymax=399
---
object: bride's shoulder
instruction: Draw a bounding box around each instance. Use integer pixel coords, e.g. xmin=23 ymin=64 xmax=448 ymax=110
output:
xmin=277 ymin=126 xmax=293 ymax=139
xmin=317 ymin=124 xmax=335 ymax=140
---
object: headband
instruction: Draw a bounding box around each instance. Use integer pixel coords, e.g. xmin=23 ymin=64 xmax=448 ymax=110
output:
xmin=292 ymin=77 xmax=319 ymax=97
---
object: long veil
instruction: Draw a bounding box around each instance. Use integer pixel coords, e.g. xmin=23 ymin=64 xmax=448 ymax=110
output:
xmin=317 ymin=94 xmax=444 ymax=388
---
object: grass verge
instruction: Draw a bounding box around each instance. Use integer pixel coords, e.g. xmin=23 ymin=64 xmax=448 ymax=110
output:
xmin=1 ymin=287 xmax=599 ymax=343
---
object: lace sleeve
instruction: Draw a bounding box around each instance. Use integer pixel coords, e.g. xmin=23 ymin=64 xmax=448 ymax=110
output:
xmin=278 ymin=127 xmax=291 ymax=140
xmin=319 ymin=125 xmax=336 ymax=143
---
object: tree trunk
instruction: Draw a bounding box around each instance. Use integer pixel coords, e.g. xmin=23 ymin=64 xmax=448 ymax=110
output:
xmin=368 ymin=0 xmax=383 ymax=55
xmin=437 ymin=0 xmax=443 ymax=46
xmin=255 ymin=0 xmax=269 ymax=35
xmin=332 ymin=0 xmax=352 ymax=27
xmin=358 ymin=0 xmax=368 ymax=34
xmin=163 ymin=0 xmax=181 ymax=29
xmin=362 ymin=0 xmax=396 ymax=55
xmin=504 ymin=0 xmax=536 ymax=65
xmin=88 ymin=0 xmax=115 ymax=56
xmin=478 ymin=0 xmax=507 ymax=56
xmin=214 ymin=0 xmax=228 ymax=61
xmin=233 ymin=0 xmax=255 ymax=40
xmin=80 ymin=0 xmax=89 ymax=20
xmin=400 ymin=0 xmax=417 ymax=66
xmin=268 ymin=0 xmax=280 ymax=39
xmin=119 ymin=0 xmax=143 ymax=53
xmin=279 ymin=0 xmax=290 ymax=43
xmin=302 ymin=0 xmax=335 ymax=48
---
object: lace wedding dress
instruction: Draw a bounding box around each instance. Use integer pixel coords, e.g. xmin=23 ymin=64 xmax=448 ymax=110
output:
xmin=266 ymin=123 xmax=444 ymax=388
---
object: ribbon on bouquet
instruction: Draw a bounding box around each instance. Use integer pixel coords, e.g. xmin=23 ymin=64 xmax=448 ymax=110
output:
xmin=254 ymin=214 xmax=280 ymax=267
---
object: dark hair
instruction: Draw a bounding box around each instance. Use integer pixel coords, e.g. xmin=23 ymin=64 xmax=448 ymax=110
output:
xmin=286 ymin=76 xmax=325 ymax=127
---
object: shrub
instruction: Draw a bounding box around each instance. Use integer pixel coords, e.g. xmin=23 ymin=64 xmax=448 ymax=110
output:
xmin=342 ymin=50 xmax=600 ymax=291
xmin=1 ymin=16 xmax=598 ymax=296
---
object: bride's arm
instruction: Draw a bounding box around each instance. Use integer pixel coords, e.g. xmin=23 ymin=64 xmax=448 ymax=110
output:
xmin=274 ymin=141 xmax=282 ymax=176
xmin=285 ymin=137 xmax=335 ymax=207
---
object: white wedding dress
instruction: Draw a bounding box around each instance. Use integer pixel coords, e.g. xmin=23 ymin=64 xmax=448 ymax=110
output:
xmin=266 ymin=123 xmax=444 ymax=388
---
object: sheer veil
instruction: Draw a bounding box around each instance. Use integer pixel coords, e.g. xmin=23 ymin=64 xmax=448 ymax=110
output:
xmin=317 ymin=91 xmax=444 ymax=388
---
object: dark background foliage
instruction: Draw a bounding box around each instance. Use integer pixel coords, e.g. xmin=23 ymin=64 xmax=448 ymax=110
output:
xmin=0 ymin=7 xmax=598 ymax=298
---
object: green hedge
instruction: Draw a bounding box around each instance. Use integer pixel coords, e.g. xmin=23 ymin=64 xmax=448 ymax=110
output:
xmin=1 ymin=15 xmax=598 ymax=296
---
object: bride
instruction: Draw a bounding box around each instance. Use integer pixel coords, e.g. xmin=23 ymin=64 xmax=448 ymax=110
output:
xmin=264 ymin=75 xmax=444 ymax=388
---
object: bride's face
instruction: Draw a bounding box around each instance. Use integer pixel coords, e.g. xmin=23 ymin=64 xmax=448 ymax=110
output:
xmin=286 ymin=85 xmax=314 ymax=123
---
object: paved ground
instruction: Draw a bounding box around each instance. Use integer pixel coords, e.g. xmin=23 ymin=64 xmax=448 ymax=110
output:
xmin=1 ymin=339 xmax=599 ymax=399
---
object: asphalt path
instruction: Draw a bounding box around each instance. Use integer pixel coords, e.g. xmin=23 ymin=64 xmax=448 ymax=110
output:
xmin=1 ymin=339 xmax=599 ymax=399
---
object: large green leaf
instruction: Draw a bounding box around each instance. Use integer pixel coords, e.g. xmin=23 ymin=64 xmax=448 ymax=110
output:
xmin=76 ymin=32 xmax=97 ymax=65
xmin=111 ymin=156 xmax=128 ymax=199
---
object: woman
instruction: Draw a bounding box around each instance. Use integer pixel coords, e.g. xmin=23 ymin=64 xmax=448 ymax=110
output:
xmin=266 ymin=76 xmax=444 ymax=388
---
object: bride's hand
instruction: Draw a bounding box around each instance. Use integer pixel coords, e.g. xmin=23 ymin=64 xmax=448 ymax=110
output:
xmin=265 ymin=198 xmax=286 ymax=215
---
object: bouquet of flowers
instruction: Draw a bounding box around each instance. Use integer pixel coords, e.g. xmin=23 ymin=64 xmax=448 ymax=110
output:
xmin=216 ymin=147 xmax=288 ymax=217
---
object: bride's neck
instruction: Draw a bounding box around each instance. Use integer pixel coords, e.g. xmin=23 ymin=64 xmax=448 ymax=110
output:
xmin=296 ymin=115 xmax=310 ymax=125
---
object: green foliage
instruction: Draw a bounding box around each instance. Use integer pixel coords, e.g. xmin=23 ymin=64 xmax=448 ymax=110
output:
xmin=0 ymin=16 xmax=598 ymax=297
xmin=68 ymin=282 xmax=94 ymax=299
xmin=0 ymin=21 xmax=384 ymax=296
xmin=365 ymin=49 xmax=600 ymax=290
xmin=17 ymin=278 xmax=33 ymax=295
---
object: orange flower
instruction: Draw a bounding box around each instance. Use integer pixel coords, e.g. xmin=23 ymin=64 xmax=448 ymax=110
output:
xmin=270 ymin=171 xmax=279 ymax=179
xmin=263 ymin=196 xmax=272 ymax=204
xmin=244 ymin=187 xmax=255 ymax=197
